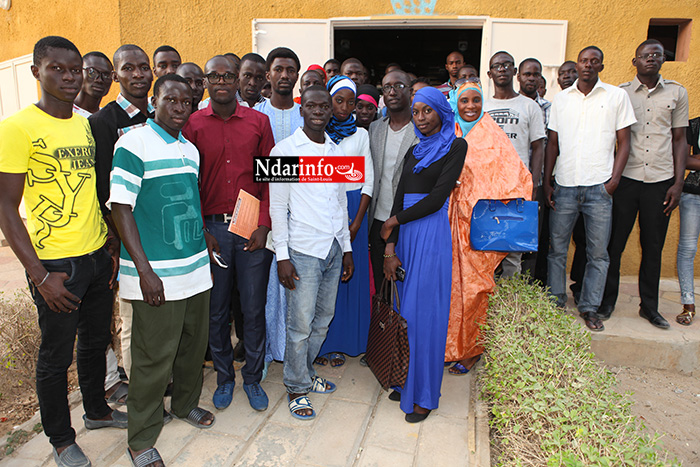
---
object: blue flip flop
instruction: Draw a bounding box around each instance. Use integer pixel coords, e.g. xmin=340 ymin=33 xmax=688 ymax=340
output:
xmin=310 ymin=375 xmax=336 ymax=393
xmin=288 ymin=395 xmax=315 ymax=420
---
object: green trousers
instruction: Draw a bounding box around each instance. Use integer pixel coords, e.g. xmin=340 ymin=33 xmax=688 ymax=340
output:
xmin=127 ymin=290 xmax=210 ymax=451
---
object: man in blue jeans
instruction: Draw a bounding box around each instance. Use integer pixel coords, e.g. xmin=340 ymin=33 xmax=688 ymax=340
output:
xmin=0 ymin=36 xmax=126 ymax=467
xmin=544 ymin=46 xmax=636 ymax=332
xmin=269 ymin=86 xmax=354 ymax=420
xmin=183 ymin=55 xmax=275 ymax=411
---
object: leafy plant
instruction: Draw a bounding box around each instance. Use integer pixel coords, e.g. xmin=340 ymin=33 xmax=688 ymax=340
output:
xmin=479 ymin=275 xmax=678 ymax=466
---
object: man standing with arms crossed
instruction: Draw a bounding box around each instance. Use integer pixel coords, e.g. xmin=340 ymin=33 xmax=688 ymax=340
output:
xmin=544 ymin=46 xmax=636 ymax=332
xmin=599 ymin=40 xmax=689 ymax=328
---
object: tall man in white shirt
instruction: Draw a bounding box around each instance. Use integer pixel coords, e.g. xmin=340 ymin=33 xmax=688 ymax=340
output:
xmin=484 ymin=51 xmax=546 ymax=277
xmin=544 ymin=46 xmax=636 ymax=332
xmin=368 ymin=70 xmax=419 ymax=291
xmin=269 ymin=86 xmax=354 ymax=420
xmin=599 ymin=40 xmax=689 ymax=328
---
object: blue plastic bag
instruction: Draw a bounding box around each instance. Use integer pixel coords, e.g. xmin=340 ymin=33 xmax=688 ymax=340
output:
xmin=470 ymin=199 xmax=538 ymax=252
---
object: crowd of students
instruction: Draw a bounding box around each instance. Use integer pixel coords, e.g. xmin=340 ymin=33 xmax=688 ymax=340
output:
xmin=0 ymin=34 xmax=692 ymax=467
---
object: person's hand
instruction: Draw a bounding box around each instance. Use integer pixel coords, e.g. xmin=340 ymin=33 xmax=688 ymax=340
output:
xmin=278 ymin=259 xmax=299 ymax=290
xmin=383 ymin=255 xmax=402 ymax=281
xmin=105 ymin=229 xmax=121 ymax=289
xmin=245 ymin=226 xmax=270 ymax=252
xmin=140 ymin=269 xmax=165 ymax=307
xmin=37 ymin=272 xmax=81 ymax=313
xmin=663 ymin=182 xmax=683 ymax=216
xmin=380 ymin=216 xmax=399 ymax=241
xmin=341 ymin=252 xmax=354 ymax=282
xmin=204 ymin=230 xmax=220 ymax=263
xmin=544 ymin=181 xmax=555 ymax=210
xmin=603 ymin=179 xmax=618 ymax=196
xmin=349 ymin=219 xmax=361 ymax=243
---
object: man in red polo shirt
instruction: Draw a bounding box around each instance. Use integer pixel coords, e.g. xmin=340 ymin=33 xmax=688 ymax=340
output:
xmin=183 ymin=55 xmax=275 ymax=412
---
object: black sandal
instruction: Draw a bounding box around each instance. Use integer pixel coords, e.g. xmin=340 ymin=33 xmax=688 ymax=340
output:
xmin=581 ymin=312 xmax=604 ymax=332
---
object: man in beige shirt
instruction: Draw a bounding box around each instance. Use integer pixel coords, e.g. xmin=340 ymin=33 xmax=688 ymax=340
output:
xmin=598 ymin=39 xmax=689 ymax=328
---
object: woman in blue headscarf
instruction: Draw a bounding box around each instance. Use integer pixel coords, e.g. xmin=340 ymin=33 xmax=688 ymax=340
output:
xmin=380 ymin=87 xmax=467 ymax=423
xmin=315 ymin=75 xmax=374 ymax=367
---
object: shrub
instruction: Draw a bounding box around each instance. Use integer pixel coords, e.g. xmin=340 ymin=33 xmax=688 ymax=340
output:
xmin=479 ymin=275 xmax=677 ymax=467
xmin=0 ymin=290 xmax=40 ymax=392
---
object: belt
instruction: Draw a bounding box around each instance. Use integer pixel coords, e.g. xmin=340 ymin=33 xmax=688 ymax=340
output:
xmin=204 ymin=213 xmax=233 ymax=223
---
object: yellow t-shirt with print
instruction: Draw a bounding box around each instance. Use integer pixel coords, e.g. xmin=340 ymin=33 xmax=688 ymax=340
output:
xmin=0 ymin=105 xmax=107 ymax=259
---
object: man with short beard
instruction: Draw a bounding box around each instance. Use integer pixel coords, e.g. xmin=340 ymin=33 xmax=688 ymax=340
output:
xmin=368 ymin=70 xmax=419 ymax=291
xmin=183 ymin=55 xmax=275 ymax=412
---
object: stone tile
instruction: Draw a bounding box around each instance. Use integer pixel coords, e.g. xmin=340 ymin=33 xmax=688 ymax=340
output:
xmin=235 ymin=421 xmax=308 ymax=467
xmin=331 ymin=357 xmax=380 ymax=405
xmin=263 ymin=361 xmax=285 ymax=385
xmin=436 ymin=370 xmax=472 ymax=420
xmin=357 ymin=445 xmax=415 ymax=467
xmin=268 ymin=390 xmax=329 ymax=427
xmin=4 ymin=431 xmax=51 ymax=462
xmin=209 ymin=381 xmax=286 ymax=440
xmin=661 ymin=291 xmax=682 ymax=304
xmin=169 ymin=431 xmax=243 ymax=466
xmin=153 ymin=417 xmax=199 ymax=464
xmin=363 ymin=396 xmax=419 ymax=454
xmin=415 ymin=414 xmax=469 ymax=467
xmin=297 ymin=399 xmax=372 ymax=466
xmin=74 ymin=422 xmax=127 ymax=466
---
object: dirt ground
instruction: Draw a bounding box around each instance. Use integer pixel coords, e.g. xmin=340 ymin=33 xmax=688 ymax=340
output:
xmin=610 ymin=365 xmax=699 ymax=466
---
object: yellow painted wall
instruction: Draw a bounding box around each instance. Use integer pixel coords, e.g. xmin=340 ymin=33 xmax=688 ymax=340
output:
xmin=1 ymin=0 xmax=699 ymax=277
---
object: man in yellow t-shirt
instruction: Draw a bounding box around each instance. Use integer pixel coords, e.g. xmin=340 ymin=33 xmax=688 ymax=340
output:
xmin=0 ymin=36 xmax=126 ymax=467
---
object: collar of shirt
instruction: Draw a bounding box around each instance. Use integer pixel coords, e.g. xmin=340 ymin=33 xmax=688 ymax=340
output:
xmin=117 ymin=93 xmax=155 ymax=118
xmin=568 ymin=78 xmax=607 ymax=98
xmin=536 ymin=94 xmax=551 ymax=110
xmin=200 ymin=100 xmax=245 ymax=121
xmin=631 ymin=74 xmax=666 ymax=93
xmin=146 ymin=118 xmax=187 ymax=144
xmin=236 ymin=90 xmax=266 ymax=107
xmin=290 ymin=126 xmax=335 ymax=150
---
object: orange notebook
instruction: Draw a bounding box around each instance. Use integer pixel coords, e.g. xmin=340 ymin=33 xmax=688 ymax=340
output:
xmin=228 ymin=189 xmax=260 ymax=240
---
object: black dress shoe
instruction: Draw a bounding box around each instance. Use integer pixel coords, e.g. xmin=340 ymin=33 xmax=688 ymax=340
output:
xmin=388 ymin=390 xmax=401 ymax=402
xmin=597 ymin=305 xmax=615 ymax=321
xmin=639 ymin=309 xmax=670 ymax=329
xmin=405 ymin=410 xmax=431 ymax=423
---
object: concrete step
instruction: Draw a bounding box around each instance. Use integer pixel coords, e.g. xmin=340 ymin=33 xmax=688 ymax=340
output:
xmin=568 ymin=278 xmax=700 ymax=375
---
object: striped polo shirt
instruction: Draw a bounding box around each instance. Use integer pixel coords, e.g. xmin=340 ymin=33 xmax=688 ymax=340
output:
xmin=107 ymin=119 xmax=212 ymax=301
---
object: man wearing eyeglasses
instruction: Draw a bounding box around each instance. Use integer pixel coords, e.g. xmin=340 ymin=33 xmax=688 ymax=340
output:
xmin=484 ymin=51 xmax=546 ymax=278
xmin=73 ymin=52 xmax=113 ymax=117
xmin=544 ymin=46 xmax=636 ymax=333
xmin=368 ymin=69 xmax=419 ymax=291
xmin=598 ymin=39 xmax=689 ymax=328
xmin=183 ymin=55 xmax=275 ymax=412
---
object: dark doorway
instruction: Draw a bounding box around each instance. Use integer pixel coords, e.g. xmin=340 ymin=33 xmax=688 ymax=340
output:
xmin=334 ymin=28 xmax=482 ymax=85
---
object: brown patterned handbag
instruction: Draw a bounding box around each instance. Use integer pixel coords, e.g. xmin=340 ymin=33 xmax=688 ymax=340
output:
xmin=365 ymin=279 xmax=410 ymax=389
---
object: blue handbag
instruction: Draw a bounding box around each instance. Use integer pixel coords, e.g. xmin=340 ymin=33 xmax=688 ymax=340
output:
xmin=470 ymin=198 xmax=538 ymax=252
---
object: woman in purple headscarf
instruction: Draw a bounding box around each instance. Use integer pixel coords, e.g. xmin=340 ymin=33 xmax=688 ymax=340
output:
xmin=380 ymin=87 xmax=467 ymax=423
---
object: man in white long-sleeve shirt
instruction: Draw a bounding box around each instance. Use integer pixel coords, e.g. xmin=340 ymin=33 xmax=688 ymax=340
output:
xmin=269 ymin=85 xmax=354 ymax=420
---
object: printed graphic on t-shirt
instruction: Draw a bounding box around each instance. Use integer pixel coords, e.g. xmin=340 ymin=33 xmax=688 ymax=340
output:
xmin=160 ymin=180 xmax=204 ymax=251
xmin=28 ymin=127 xmax=96 ymax=249
xmin=487 ymin=108 xmax=520 ymax=139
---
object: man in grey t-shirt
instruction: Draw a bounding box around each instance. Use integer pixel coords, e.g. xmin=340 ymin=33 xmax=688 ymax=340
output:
xmin=484 ymin=51 xmax=545 ymax=277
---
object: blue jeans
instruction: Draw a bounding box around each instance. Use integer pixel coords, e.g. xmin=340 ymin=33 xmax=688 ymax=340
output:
xmin=547 ymin=183 xmax=612 ymax=313
xmin=283 ymin=240 xmax=342 ymax=394
xmin=29 ymin=247 xmax=113 ymax=448
xmin=677 ymin=192 xmax=700 ymax=305
xmin=206 ymin=220 xmax=272 ymax=386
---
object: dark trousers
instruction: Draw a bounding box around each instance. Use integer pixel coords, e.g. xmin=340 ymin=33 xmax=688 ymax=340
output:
xmin=570 ymin=217 xmax=587 ymax=296
xmin=206 ymin=220 xmax=272 ymax=386
xmin=29 ymin=247 xmax=113 ymax=449
xmin=369 ymin=219 xmax=387 ymax=293
xmin=601 ymin=177 xmax=673 ymax=313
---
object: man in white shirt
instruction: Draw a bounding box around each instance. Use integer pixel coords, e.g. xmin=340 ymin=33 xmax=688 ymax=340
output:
xmin=544 ymin=46 xmax=636 ymax=332
xmin=368 ymin=70 xmax=419 ymax=291
xmin=484 ymin=51 xmax=546 ymax=277
xmin=269 ymin=86 xmax=354 ymax=420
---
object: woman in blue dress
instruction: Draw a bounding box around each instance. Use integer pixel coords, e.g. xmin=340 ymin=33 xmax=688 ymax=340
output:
xmin=315 ymin=75 xmax=374 ymax=366
xmin=381 ymin=87 xmax=466 ymax=423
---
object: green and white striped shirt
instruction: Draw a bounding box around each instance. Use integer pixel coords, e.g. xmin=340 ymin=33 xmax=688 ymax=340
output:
xmin=108 ymin=119 xmax=212 ymax=301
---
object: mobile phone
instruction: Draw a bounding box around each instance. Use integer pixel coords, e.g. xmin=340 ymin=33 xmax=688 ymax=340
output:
xmin=395 ymin=266 xmax=406 ymax=282
xmin=212 ymin=252 xmax=228 ymax=269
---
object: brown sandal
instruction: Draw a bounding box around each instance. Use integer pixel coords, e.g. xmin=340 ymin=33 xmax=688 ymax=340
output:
xmin=676 ymin=305 xmax=695 ymax=326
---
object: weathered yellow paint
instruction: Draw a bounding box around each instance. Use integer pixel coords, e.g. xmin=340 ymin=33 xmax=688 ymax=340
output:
xmin=1 ymin=0 xmax=699 ymax=278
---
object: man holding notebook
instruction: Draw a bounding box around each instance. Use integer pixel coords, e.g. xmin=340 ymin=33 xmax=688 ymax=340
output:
xmin=183 ymin=54 xmax=275 ymax=411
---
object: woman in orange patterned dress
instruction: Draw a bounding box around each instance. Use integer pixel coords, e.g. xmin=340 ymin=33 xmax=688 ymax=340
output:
xmin=445 ymin=81 xmax=533 ymax=374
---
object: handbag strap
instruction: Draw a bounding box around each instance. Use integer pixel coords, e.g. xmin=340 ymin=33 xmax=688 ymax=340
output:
xmin=390 ymin=279 xmax=401 ymax=313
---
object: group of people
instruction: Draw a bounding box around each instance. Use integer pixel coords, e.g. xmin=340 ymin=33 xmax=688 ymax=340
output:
xmin=0 ymin=33 xmax=693 ymax=467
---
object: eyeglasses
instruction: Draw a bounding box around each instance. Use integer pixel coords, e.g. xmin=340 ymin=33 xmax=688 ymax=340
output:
xmin=382 ymin=83 xmax=406 ymax=93
xmin=490 ymin=62 xmax=514 ymax=71
xmin=205 ymin=72 xmax=238 ymax=84
xmin=454 ymin=77 xmax=481 ymax=88
xmin=84 ymin=67 xmax=112 ymax=81
xmin=637 ymin=52 xmax=663 ymax=60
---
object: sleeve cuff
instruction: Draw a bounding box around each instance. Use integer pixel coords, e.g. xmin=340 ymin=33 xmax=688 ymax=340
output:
xmin=276 ymin=245 xmax=290 ymax=261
